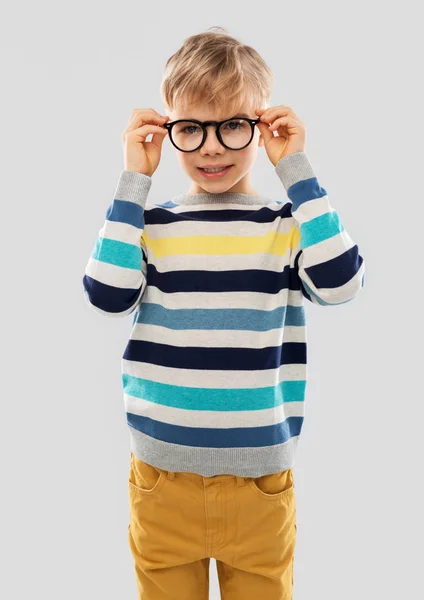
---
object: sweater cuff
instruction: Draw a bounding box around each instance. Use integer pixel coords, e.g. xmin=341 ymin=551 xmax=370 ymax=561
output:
xmin=114 ymin=170 xmax=152 ymax=207
xmin=275 ymin=152 xmax=317 ymax=192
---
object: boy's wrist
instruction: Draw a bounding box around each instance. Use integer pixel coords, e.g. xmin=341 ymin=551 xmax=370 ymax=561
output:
xmin=124 ymin=166 xmax=153 ymax=177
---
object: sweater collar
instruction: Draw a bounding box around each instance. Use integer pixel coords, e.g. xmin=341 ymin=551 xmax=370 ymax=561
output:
xmin=170 ymin=191 xmax=271 ymax=206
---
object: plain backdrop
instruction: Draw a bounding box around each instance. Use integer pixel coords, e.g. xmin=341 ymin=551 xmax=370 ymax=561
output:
xmin=1 ymin=1 xmax=423 ymax=599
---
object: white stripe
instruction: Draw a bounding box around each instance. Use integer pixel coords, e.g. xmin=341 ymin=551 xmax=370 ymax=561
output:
xmin=129 ymin=322 xmax=306 ymax=347
xmin=290 ymin=194 xmax=332 ymax=224
xmin=121 ymin=358 xmax=307 ymax=387
xmin=145 ymin=247 xmax=293 ymax=271
xmin=98 ymin=219 xmax=144 ymax=243
xmin=292 ymin=228 xmax=357 ymax=265
xmin=143 ymin=285 xmax=304 ymax=310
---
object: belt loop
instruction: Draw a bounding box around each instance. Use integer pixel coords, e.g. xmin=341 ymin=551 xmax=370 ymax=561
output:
xmin=166 ymin=470 xmax=175 ymax=480
xmin=236 ymin=476 xmax=247 ymax=486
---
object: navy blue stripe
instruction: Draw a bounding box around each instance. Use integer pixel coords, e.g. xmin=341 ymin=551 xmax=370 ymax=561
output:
xmin=146 ymin=263 xmax=303 ymax=295
xmin=145 ymin=202 xmax=292 ymax=225
xmin=304 ymin=246 xmax=363 ymax=289
xmin=294 ymin=250 xmax=312 ymax=301
xmin=82 ymin=274 xmax=141 ymax=313
xmin=123 ymin=340 xmax=306 ymax=369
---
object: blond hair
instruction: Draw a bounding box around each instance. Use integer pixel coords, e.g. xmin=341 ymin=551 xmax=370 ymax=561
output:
xmin=160 ymin=27 xmax=273 ymax=117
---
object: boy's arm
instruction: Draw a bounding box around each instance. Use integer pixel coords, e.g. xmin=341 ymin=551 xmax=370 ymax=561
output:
xmin=82 ymin=170 xmax=151 ymax=316
xmin=275 ymin=151 xmax=365 ymax=306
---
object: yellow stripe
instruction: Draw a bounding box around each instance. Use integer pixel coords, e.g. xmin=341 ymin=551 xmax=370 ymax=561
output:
xmin=141 ymin=227 xmax=301 ymax=258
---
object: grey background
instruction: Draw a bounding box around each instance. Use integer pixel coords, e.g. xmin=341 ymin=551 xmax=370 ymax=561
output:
xmin=1 ymin=1 xmax=423 ymax=598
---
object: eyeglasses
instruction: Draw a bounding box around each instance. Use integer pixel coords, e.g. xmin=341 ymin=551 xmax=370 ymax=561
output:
xmin=163 ymin=117 xmax=261 ymax=152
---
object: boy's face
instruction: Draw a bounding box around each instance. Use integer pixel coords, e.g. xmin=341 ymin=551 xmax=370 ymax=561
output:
xmin=167 ymin=101 xmax=265 ymax=196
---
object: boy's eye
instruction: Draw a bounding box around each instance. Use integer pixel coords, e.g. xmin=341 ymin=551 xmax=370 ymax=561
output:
xmin=182 ymin=125 xmax=201 ymax=134
xmin=224 ymin=120 xmax=244 ymax=131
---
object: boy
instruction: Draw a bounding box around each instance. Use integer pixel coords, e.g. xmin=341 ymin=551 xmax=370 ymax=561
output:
xmin=82 ymin=28 xmax=365 ymax=600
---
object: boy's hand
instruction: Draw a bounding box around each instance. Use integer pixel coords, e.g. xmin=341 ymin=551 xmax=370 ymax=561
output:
xmin=255 ymin=106 xmax=306 ymax=166
xmin=121 ymin=108 xmax=170 ymax=176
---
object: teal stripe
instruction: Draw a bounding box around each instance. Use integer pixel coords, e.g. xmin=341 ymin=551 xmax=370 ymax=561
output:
xmin=300 ymin=211 xmax=344 ymax=249
xmin=92 ymin=237 xmax=141 ymax=270
xmin=122 ymin=374 xmax=306 ymax=411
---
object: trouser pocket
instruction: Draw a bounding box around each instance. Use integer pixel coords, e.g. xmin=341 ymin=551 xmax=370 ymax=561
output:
xmin=128 ymin=452 xmax=167 ymax=496
xmin=248 ymin=467 xmax=295 ymax=500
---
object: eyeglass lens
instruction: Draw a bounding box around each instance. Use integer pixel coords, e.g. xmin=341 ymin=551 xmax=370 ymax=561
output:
xmin=171 ymin=119 xmax=252 ymax=151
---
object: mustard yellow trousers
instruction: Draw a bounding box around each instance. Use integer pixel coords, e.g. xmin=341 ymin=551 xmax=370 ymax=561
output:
xmin=128 ymin=452 xmax=297 ymax=599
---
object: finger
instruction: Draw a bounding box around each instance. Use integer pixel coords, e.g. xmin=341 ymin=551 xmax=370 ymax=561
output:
xmin=257 ymin=121 xmax=275 ymax=144
xmin=126 ymin=109 xmax=168 ymax=131
xmin=131 ymin=107 xmax=168 ymax=120
xmin=258 ymin=118 xmax=285 ymax=134
xmin=129 ymin=113 xmax=168 ymax=128
xmin=122 ymin=124 xmax=168 ymax=143
xmin=122 ymin=116 xmax=168 ymax=138
xmin=269 ymin=116 xmax=289 ymax=130
xmin=270 ymin=116 xmax=301 ymax=132
xmin=260 ymin=106 xmax=298 ymax=123
xmin=141 ymin=126 xmax=169 ymax=154
xmin=259 ymin=108 xmax=287 ymax=122
xmin=129 ymin=110 xmax=167 ymax=122
xmin=150 ymin=128 xmax=169 ymax=148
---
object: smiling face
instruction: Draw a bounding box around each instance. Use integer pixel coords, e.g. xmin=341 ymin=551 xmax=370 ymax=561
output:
xmin=167 ymin=100 xmax=265 ymax=196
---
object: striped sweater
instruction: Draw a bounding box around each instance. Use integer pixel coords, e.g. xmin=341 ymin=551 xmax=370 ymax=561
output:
xmin=82 ymin=151 xmax=365 ymax=477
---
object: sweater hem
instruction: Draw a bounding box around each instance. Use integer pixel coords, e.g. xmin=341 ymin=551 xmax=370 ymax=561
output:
xmin=128 ymin=425 xmax=300 ymax=478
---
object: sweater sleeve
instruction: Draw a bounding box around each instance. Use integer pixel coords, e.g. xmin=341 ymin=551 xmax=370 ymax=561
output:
xmin=82 ymin=170 xmax=152 ymax=317
xmin=275 ymin=151 xmax=365 ymax=306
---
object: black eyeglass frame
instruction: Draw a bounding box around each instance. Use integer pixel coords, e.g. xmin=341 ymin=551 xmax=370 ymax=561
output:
xmin=163 ymin=117 xmax=261 ymax=152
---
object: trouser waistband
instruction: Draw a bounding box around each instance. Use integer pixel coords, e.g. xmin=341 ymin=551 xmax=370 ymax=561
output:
xmin=165 ymin=470 xmax=249 ymax=486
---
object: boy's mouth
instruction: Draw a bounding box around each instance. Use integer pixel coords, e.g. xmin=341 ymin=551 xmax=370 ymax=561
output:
xmin=197 ymin=165 xmax=234 ymax=178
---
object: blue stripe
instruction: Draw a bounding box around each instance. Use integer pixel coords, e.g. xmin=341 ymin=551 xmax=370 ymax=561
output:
xmin=135 ymin=303 xmax=305 ymax=330
xmin=126 ymin=411 xmax=304 ymax=448
xmin=286 ymin=176 xmax=327 ymax=211
xmin=105 ymin=199 xmax=144 ymax=228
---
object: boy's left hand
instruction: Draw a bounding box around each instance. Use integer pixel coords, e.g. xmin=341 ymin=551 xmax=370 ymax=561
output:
xmin=255 ymin=106 xmax=306 ymax=166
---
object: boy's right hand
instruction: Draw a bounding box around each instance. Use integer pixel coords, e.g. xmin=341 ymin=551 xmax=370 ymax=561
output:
xmin=121 ymin=108 xmax=169 ymax=177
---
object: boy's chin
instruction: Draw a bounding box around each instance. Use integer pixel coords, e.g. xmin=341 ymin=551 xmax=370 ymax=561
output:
xmin=196 ymin=182 xmax=237 ymax=194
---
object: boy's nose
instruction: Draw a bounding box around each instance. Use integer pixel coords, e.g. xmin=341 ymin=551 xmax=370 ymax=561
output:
xmin=200 ymin=126 xmax=225 ymax=152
